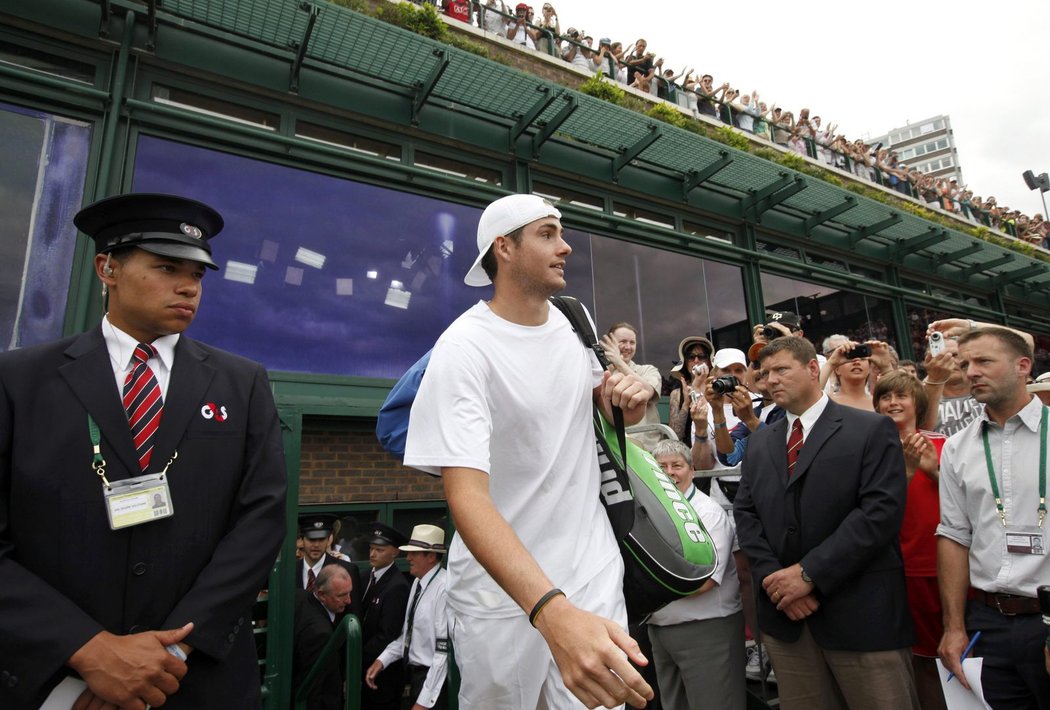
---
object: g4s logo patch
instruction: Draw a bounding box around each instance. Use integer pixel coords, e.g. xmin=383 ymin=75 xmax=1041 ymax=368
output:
xmin=200 ymin=402 xmax=228 ymax=421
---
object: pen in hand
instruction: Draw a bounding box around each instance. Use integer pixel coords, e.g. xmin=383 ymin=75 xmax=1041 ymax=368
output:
xmin=946 ymin=630 xmax=982 ymax=683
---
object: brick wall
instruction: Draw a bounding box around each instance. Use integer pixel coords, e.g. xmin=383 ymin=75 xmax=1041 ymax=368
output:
xmin=298 ymin=419 xmax=445 ymax=504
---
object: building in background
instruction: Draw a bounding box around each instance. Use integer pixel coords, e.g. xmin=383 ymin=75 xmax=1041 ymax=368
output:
xmin=869 ymin=114 xmax=965 ymax=186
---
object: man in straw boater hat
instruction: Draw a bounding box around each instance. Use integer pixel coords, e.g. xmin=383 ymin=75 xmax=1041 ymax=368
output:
xmin=404 ymin=193 xmax=655 ymax=709
xmin=366 ymin=524 xmax=451 ymax=709
xmin=0 ymin=193 xmax=286 ymax=709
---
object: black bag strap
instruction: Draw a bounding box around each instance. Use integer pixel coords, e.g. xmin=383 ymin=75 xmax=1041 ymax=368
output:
xmin=549 ymin=296 xmax=627 ymax=461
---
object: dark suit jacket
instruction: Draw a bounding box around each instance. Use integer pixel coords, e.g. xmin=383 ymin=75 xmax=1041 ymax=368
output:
xmin=297 ymin=554 xmax=363 ymax=618
xmin=0 ymin=327 xmax=287 ymax=708
xmin=360 ymin=566 xmax=410 ymax=705
xmin=293 ymin=590 xmax=343 ymax=710
xmin=733 ymin=398 xmax=913 ymax=651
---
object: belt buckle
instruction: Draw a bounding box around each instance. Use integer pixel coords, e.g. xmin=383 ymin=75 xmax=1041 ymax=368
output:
xmin=994 ymin=595 xmax=1016 ymax=616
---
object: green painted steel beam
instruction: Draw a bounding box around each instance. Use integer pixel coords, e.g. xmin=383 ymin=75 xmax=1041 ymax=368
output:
xmin=895 ymin=227 xmax=946 ymax=258
xmin=994 ymin=263 xmax=1046 ymax=287
xmin=682 ymin=150 xmax=733 ymax=200
xmin=847 ymin=213 xmax=902 ymax=248
xmin=612 ymin=123 xmax=662 ymax=182
xmin=509 ymin=85 xmax=555 ymax=152
xmin=959 ymin=254 xmax=1015 ymax=278
xmin=933 ymin=243 xmax=984 ymax=267
xmin=803 ymin=196 xmax=857 ymax=233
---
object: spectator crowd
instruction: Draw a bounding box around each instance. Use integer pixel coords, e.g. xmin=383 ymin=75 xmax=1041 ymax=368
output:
xmin=423 ymin=0 xmax=1049 ymax=248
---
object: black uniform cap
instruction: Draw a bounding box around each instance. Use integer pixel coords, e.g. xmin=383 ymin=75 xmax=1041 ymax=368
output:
xmin=298 ymin=513 xmax=338 ymax=540
xmin=74 ymin=193 xmax=223 ymax=269
xmin=368 ymin=522 xmax=408 ymax=548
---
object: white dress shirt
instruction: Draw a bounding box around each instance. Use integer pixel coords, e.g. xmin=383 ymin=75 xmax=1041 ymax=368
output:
xmin=102 ymin=315 xmax=178 ymax=400
xmin=376 ymin=566 xmax=449 ymax=708
xmin=937 ymin=396 xmax=1049 ymax=597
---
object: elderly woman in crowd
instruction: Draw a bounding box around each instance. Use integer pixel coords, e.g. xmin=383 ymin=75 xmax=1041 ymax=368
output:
xmin=872 ymin=371 xmax=948 ymax=710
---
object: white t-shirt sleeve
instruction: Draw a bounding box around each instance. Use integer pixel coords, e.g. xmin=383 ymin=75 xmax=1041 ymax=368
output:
xmin=404 ymin=338 xmax=492 ymax=476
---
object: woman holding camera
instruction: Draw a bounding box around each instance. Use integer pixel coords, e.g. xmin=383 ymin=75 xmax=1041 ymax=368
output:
xmin=823 ymin=339 xmax=895 ymax=411
xmin=667 ymin=336 xmax=714 ymax=447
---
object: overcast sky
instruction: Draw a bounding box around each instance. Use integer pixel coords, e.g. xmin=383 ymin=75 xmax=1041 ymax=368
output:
xmin=558 ymin=0 xmax=1050 ymax=216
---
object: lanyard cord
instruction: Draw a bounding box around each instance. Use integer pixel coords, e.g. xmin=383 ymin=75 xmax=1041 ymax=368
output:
xmin=86 ymin=414 xmax=177 ymax=488
xmin=87 ymin=414 xmax=111 ymax=488
xmin=982 ymin=406 xmax=1047 ymax=528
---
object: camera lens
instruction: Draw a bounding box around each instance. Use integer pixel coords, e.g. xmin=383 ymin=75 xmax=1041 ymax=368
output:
xmin=711 ymin=376 xmax=739 ymax=395
xmin=761 ymin=326 xmax=779 ymax=340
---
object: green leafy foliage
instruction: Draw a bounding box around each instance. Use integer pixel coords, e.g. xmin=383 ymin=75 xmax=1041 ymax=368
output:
xmin=645 ymin=102 xmax=688 ymax=128
xmin=709 ymin=125 xmax=750 ymax=151
xmin=580 ymin=74 xmax=627 ymax=105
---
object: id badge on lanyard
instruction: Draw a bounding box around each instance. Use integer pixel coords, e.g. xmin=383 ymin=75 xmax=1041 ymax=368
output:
xmin=88 ymin=414 xmax=176 ymax=530
xmin=983 ymin=406 xmax=1048 ymax=556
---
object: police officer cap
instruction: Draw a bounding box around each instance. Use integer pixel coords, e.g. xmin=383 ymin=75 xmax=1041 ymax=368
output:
xmin=368 ymin=522 xmax=408 ymax=548
xmin=74 ymin=193 xmax=223 ymax=269
xmin=299 ymin=513 xmax=337 ymax=540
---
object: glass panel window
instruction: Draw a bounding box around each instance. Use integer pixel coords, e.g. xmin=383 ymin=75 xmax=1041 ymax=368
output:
xmin=296 ymin=121 xmax=401 ymax=161
xmin=585 ymin=236 xmax=748 ymax=374
xmin=151 ymin=85 xmax=279 ymax=130
xmin=0 ymin=102 xmax=91 ymax=352
xmin=761 ymin=272 xmax=897 ymax=355
xmin=132 ymin=135 xmax=489 ymax=378
xmin=0 ymin=41 xmax=95 ymax=84
xmin=413 ymin=152 xmax=502 ymax=185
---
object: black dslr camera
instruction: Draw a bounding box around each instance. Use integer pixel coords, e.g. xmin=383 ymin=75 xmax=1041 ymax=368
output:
xmin=711 ymin=375 xmax=739 ymax=395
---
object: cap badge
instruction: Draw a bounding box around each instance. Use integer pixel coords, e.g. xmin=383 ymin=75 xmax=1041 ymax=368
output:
xmin=180 ymin=223 xmax=203 ymax=239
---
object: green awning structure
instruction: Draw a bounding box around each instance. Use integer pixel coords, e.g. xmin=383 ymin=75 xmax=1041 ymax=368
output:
xmin=117 ymin=0 xmax=1050 ymax=299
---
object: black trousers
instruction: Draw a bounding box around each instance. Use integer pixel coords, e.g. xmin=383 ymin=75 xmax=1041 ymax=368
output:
xmin=965 ymin=600 xmax=1050 ymax=710
xmin=406 ymin=663 xmax=447 ymax=710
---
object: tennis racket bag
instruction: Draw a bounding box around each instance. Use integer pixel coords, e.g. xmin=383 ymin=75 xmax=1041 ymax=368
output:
xmin=550 ymin=296 xmax=717 ymax=622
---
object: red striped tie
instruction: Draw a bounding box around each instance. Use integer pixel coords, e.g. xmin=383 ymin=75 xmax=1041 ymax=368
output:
xmin=786 ymin=418 xmax=804 ymax=477
xmin=123 ymin=343 xmax=164 ymax=471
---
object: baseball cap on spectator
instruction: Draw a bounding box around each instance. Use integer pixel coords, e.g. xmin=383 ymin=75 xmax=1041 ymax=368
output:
xmin=515 ymin=2 xmax=528 ymax=10
xmin=747 ymin=341 xmax=765 ymax=364
xmin=712 ymin=348 xmax=747 ymax=370
xmin=1027 ymin=372 xmax=1050 ymax=394
xmin=670 ymin=335 xmax=714 ymax=374
xmin=465 ymin=194 xmax=562 ymax=287
xmin=599 ymin=37 xmax=611 ymax=45
xmin=766 ymin=311 xmax=801 ymax=330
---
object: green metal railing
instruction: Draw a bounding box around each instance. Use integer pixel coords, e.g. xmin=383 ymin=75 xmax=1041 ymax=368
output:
xmin=294 ymin=613 xmax=363 ymax=710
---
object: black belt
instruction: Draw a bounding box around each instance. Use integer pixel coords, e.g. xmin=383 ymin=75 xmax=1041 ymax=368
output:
xmin=971 ymin=588 xmax=1041 ymax=615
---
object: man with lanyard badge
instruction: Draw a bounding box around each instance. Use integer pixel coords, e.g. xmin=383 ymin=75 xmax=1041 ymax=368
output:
xmin=0 ymin=193 xmax=286 ymax=709
xmin=937 ymin=327 xmax=1050 ymax=708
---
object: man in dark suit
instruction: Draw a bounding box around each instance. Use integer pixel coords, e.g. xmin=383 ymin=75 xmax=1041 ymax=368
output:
xmin=0 ymin=194 xmax=286 ymax=709
xmin=360 ymin=523 xmax=410 ymax=710
xmin=733 ymin=336 xmax=919 ymax=709
xmin=297 ymin=514 xmax=362 ymax=617
xmin=293 ymin=565 xmax=355 ymax=710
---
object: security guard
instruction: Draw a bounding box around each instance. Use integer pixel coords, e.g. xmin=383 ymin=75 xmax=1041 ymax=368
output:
xmin=0 ymin=193 xmax=287 ymax=709
xmin=360 ymin=523 xmax=410 ymax=710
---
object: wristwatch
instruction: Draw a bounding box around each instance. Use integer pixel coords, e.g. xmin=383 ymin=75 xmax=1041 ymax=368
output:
xmin=800 ymin=566 xmax=813 ymax=584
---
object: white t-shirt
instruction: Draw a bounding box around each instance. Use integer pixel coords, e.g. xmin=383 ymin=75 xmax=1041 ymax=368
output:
xmin=404 ymin=301 xmax=619 ymax=618
xmin=648 ymin=485 xmax=741 ymax=625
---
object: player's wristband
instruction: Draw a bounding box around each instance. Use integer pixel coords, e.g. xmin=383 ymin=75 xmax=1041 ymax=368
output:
xmin=529 ymin=588 xmax=565 ymax=627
